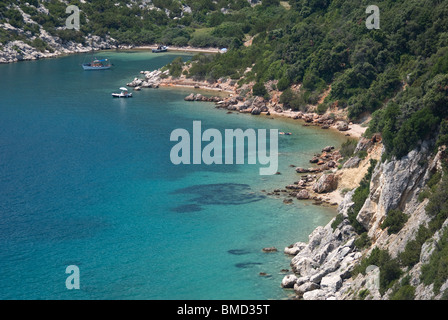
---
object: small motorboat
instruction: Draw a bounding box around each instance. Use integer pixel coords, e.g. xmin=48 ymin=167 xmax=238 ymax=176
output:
xmin=82 ymin=58 xmax=112 ymax=70
xmin=279 ymin=132 xmax=292 ymax=135
xmin=112 ymin=87 xmax=133 ymax=98
xmin=152 ymin=45 xmax=168 ymax=53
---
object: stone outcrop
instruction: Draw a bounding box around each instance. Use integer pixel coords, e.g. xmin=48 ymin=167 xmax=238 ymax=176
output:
xmin=127 ymin=70 xmax=164 ymax=88
xmin=0 ymin=22 xmax=116 ymax=64
xmin=343 ymin=156 xmax=362 ymax=169
xmin=282 ymin=142 xmax=448 ymax=300
xmin=282 ymin=210 xmax=359 ymax=299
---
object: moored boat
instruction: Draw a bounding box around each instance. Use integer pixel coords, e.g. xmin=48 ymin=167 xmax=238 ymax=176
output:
xmin=112 ymin=87 xmax=133 ymax=98
xmin=82 ymin=58 xmax=112 ymax=70
xmin=152 ymin=45 xmax=168 ymax=53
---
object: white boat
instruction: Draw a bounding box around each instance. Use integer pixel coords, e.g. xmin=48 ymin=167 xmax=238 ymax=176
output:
xmin=152 ymin=45 xmax=168 ymax=53
xmin=112 ymin=87 xmax=133 ymax=98
xmin=82 ymin=58 xmax=112 ymax=70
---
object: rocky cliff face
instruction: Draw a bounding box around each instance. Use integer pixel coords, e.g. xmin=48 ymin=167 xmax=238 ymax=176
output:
xmin=0 ymin=30 xmax=116 ymax=64
xmin=282 ymin=140 xmax=448 ymax=300
xmin=0 ymin=3 xmax=122 ymax=64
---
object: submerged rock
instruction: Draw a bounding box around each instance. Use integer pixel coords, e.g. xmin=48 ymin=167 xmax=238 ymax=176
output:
xmin=262 ymin=247 xmax=278 ymax=253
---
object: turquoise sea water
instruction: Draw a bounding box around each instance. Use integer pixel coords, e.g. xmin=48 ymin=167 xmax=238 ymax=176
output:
xmin=0 ymin=51 xmax=345 ymax=300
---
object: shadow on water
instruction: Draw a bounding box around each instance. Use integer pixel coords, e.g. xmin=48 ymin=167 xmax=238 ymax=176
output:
xmin=169 ymin=183 xmax=266 ymax=212
xmin=227 ymin=249 xmax=252 ymax=255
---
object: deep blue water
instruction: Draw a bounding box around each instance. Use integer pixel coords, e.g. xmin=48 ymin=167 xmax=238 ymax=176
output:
xmin=0 ymin=51 xmax=345 ymax=299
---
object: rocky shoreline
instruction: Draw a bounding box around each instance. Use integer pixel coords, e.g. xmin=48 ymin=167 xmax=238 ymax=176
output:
xmin=125 ymin=68 xmax=369 ymax=209
xmin=0 ymin=20 xmax=119 ymax=64
xmin=127 ymin=62 xmax=448 ymax=301
xmin=279 ymin=142 xmax=448 ymax=300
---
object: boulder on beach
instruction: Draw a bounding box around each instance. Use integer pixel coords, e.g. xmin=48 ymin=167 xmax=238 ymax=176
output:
xmin=296 ymin=189 xmax=310 ymax=200
xmin=336 ymin=121 xmax=349 ymax=131
xmin=312 ymin=174 xmax=338 ymax=193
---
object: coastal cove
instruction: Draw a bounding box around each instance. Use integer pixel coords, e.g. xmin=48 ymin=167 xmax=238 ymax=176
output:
xmin=0 ymin=50 xmax=347 ymax=300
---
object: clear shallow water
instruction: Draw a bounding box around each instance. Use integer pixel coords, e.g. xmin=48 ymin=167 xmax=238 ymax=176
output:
xmin=0 ymin=50 xmax=345 ymax=299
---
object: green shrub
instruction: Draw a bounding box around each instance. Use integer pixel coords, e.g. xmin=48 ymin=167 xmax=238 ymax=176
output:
xmin=316 ymin=102 xmax=328 ymax=115
xmin=30 ymin=37 xmax=52 ymax=53
xmin=436 ymin=119 xmax=448 ymax=148
xmin=418 ymin=188 xmax=431 ymax=202
xmin=352 ymin=247 xmax=402 ymax=295
xmin=399 ymin=240 xmax=421 ymax=268
xmin=381 ymin=209 xmax=408 ymax=235
xmin=354 ymin=232 xmax=371 ymax=250
xmin=340 ymin=139 xmax=358 ymax=159
xmin=421 ymin=228 xmax=448 ymax=294
xmin=279 ymin=88 xmax=306 ymax=111
xmin=277 ymin=77 xmax=289 ymax=91
xmin=166 ymin=56 xmax=185 ymax=78
xmin=426 ymin=177 xmax=448 ymax=233
xmin=357 ymin=150 xmax=368 ymax=159
xmin=427 ymin=171 xmax=442 ymax=190
xmin=390 ymin=285 xmax=415 ymax=300
xmin=358 ymin=289 xmax=370 ymax=300
xmin=331 ymin=214 xmax=344 ymax=231
xmin=252 ymin=82 xmax=268 ymax=97
xmin=399 ymin=225 xmax=432 ymax=268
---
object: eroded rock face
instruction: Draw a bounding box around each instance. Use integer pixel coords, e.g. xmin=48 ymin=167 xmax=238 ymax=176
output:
xmin=282 ymin=142 xmax=447 ymax=300
xmin=356 ymin=142 xmax=431 ymax=235
xmin=0 ymin=25 xmax=116 ymax=64
xmin=282 ymin=208 xmax=358 ymax=299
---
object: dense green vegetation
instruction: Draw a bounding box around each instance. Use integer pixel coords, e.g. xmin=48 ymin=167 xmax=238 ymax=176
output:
xmin=2 ymin=1 xmax=448 ymax=160
xmin=183 ymin=0 xmax=448 ymax=160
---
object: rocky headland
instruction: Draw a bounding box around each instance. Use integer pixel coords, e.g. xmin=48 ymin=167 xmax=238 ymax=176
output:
xmin=280 ymin=142 xmax=448 ymax=300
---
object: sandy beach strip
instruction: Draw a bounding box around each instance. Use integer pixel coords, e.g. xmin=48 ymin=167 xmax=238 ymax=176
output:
xmin=133 ymin=45 xmax=220 ymax=54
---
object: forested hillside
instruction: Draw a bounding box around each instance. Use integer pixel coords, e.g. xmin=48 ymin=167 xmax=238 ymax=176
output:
xmin=181 ymin=0 xmax=448 ymax=162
